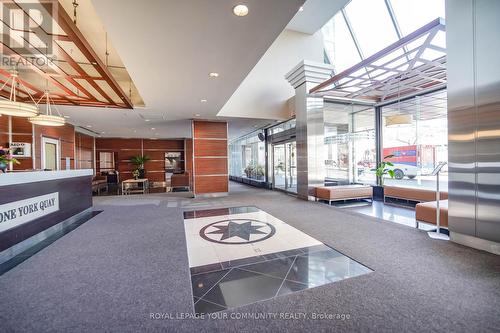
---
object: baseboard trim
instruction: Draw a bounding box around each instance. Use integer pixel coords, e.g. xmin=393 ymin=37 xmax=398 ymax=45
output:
xmin=451 ymin=232 xmax=500 ymax=255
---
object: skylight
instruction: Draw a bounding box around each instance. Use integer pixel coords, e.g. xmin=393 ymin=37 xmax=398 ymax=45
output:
xmin=322 ymin=0 xmax=446 ymax=74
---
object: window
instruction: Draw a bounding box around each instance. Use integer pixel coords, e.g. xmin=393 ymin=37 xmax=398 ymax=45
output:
xmin=99 ymin=152 xmax=114 ymax=171
xmin=352 ymin=109 xmax=376 ymax=184
xmin=322 ymin=12 xmax=362 ymax=73
xmin=321 ymin=0 xmax=446 ymax=68
xmin=344 ymin=0 xmax=399 ymax=58
xmin=390 ymin=0 xmax=445 ymax=36
xmin=381 ymin=90 xmax=448 ymax=190
xmin=229 ymin=131 xmax=266 ymax=181
xmin=269 ymin=118 xmax=296 ymax=135
xmin=323 ymin=103 xmax=376 ymax=184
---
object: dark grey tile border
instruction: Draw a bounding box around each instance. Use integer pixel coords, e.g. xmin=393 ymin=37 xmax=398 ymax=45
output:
xmin=183 ymin=206 xmax=260 ymax=219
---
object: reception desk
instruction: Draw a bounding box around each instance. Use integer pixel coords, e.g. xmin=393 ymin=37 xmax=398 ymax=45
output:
xmin=0 ymin=170 xmax=93 ymax=264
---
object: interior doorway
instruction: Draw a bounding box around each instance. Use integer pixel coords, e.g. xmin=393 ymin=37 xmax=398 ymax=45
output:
xmin=41 ymin=137 xmax=60 ymax=171
xmin=272 ymin=141 xmax=297 ymax=193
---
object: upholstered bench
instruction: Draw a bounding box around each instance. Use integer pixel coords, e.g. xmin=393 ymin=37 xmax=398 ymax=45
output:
xmin=415 ymin=200 xmax=448 ymax=228
xmin=384 ymin=186 xmax=448 ymax=203
xmin=315 ymin=185 xmax=373 ymax=204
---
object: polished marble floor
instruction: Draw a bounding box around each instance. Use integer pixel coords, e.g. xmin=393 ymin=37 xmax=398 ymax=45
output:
xmin=336 ymin=200 xmax=435 ymax=230
xmin=183 ymin=206 xmax=372 ymax=314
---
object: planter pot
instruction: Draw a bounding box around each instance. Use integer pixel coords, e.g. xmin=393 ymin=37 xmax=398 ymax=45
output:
xmin=372 ymin=185 xmax=384 ymax=201
xmin=139 ymin=169 xmax=146 ymax=179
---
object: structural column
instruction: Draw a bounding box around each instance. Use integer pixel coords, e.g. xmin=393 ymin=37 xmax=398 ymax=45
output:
xmin=192 ymin=120 xmax=228 ymax=197
xmin=446 ymin=0 xmax=500 ymax=254
xmin=286 ymin=61 xmax=333 ymax=200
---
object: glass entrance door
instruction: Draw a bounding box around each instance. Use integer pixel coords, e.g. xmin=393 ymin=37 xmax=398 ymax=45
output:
xmin=272 ymin=141 xmax=297 ymax=193
xmin=273 ymin=144 xmax=286 ymax=190
xmin=285 ymin=141 xmax=297 ymax=193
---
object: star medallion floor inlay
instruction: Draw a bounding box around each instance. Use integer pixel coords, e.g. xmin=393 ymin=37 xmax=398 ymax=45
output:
xmin=183 ymin=206 xmax=372 ymax=314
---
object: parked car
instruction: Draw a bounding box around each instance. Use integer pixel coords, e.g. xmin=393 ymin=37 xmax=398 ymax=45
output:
xmin=364 ymin=163 xmax=419 ymax=180
xmin=390 ymin=163 xmax=418 ymax=179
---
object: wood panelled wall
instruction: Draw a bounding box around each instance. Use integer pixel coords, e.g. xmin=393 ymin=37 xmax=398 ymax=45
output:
xmin=95 ymin=138 xmax=185 ymax=183
xmin=192 ymin=120 xmax=228 ymax=194
xmin=0 ymin=115 xmax=76 ymax=170
xmin=75 ymin=132 xmax=94 ymax=170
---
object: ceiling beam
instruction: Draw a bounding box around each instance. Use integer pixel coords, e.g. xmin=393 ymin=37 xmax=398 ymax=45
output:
xmin=49 ymin=1 xmax=133 ymax=108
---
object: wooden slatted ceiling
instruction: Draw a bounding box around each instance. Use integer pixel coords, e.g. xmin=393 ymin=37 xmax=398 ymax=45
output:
xmin=0 ymin=0 xmax=133 ymax=108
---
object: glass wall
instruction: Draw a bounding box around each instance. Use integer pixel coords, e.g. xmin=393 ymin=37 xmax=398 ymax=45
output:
xmin=381 ymin=90 xmax=448 ymax=189
xmin=269 ymin=118 xmax=296 ymax=135
xmin=228 ymin=130 xmax=266 ymax=181
xmin=323 ymin=103 xmax=376 ymax=185
xmin=322 ymin=90 xmax=447 ymax=188
xmin=322 ymin=0 xmax=445 ymax=71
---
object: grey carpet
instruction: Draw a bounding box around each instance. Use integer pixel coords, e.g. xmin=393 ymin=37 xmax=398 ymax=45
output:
xmin=0 ymin=182 xmax=499 ymax=332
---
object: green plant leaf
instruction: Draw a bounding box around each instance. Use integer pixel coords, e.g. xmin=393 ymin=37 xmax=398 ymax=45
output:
xmin=386 ymin=162 xmax=394 ymax=166
xmin=388 ymin=169 xmax=395 ymax=178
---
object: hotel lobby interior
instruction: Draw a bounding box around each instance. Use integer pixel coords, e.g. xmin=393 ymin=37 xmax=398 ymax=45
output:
xmin=0 ymin=0 xmax=499 ymax=332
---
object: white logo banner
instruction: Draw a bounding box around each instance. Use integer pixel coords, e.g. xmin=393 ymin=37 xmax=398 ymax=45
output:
xmin=0 ymin=192 xmax=59 ymax=233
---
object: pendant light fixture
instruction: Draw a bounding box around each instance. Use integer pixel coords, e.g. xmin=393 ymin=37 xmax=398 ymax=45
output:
xmin=384 ymin=74 xmax=412 ymax=127
xmin=29 ymin=89 xmax=66 ymax=127
xmin=0 ymin=70 xmax=39 ymax=117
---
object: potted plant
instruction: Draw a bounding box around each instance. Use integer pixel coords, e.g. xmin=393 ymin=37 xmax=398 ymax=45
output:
xmin=255 ymin=164 xmax=265 ymax=180
xmin=0 ymin=146 xmax=20 ymax=173
xmin=244 ymin=164 xmax=254 ymax=178
xmin=130 ymin=155 xmax=150 ymax=179
xmin=373 ymin=154 xmax=395 ymax=200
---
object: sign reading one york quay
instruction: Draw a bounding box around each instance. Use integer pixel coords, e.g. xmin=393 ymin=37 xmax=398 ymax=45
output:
xmin=0 ymin=193 xmax=59 ymax=233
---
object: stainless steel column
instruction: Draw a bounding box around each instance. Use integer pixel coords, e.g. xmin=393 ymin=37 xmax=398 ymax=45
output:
xmin=286 ymin=61 xmax=333 ymax=200
xmin=475 ymin=0 xmax=500 ymax=243
xmin=446 ymin=0 xmax=500 ymax=253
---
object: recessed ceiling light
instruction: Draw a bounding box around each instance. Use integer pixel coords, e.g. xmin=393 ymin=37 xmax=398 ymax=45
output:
xmin=208 ymin=72 xmax=219 ymax=78
xmin=200 ymin=99 xmax=207 ymax=103
xmin=195 ymin=113 xmax=201 ymax=117
xmin=233 ymin=4 xmax=249 ymax=16
xmin=91 ymin=61 xmax=97 ymax=65
xmin=63 ymin=115 xmax=70 ymax=119
xmin=144 ymin=119 xmax=150 ymax=122
xmin=151 ymin=127 xmax=155 ymax=130
xmin=86 ymin=125 xmax=92 ymax=128
xmin=101 ymin=131 xmax=105 ymax=134
xmin=133 ymin=129 xmax=137 ymax=133
xmin=299 ymin=6 xmax=304 ymax=11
